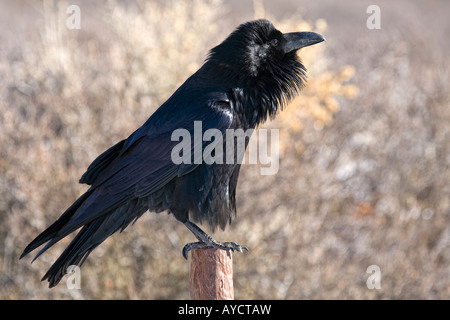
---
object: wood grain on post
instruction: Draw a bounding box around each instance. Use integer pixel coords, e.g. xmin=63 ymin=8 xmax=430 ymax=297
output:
xmin=189 ymin=248 xmax=234 ymax=300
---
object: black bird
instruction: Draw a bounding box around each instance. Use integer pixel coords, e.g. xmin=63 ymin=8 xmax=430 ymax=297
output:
xmin=20 ymin=19 xmax=325 ymax=287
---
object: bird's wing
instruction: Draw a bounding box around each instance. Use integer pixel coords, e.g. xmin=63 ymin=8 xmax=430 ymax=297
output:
xmin=92 ymin=94 xmax=233 ymax=194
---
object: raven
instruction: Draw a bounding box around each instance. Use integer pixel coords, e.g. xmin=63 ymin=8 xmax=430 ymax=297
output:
xmin=21 ymin=19 xmax=325 ymax=287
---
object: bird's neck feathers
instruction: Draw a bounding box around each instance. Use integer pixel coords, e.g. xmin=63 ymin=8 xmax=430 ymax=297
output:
xmin=202 ymin=46 xmax=307 ymax=128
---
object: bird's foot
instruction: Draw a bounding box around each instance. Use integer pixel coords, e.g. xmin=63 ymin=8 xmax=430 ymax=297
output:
xmin=182 ymin=240 xmax=249 ymax=260
xmin=182 ymin=220 xmax=249 ymax=259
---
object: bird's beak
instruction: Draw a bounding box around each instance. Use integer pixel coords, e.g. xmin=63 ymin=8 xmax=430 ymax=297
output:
xmin=283 ymin=31 xmax=325 ymax=53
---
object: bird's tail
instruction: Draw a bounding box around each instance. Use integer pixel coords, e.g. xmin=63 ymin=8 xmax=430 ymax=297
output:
xmin=39 ymin=218 xmax=107 ymax=287
xmin=20 ymin=190 xmax=94 ymax=261
xmin=21 ymin=188 xmax=146 ymax=287
xmin=20 ymin=190 xmax=95 ymax=287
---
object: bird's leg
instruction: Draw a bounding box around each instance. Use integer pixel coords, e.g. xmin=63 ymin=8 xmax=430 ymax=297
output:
xmin=182 ymin=221 xmax=249 ymax=259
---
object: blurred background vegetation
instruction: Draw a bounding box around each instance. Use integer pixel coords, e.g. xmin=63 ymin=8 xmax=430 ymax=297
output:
xmin=0 ymin=0 xmax=449 ymax=299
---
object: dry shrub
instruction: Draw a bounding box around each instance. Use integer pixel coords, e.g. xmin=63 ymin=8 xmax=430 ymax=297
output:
xmin=232 ymin=2 xmax=450 ymax=299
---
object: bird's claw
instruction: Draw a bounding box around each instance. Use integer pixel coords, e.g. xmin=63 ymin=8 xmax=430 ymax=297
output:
xmin=182 ymin=240 xmax=249 ymax=260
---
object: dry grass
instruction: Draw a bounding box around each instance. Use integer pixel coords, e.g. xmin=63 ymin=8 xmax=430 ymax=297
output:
xmin=1 ymin=0 xmax=449 ymax=299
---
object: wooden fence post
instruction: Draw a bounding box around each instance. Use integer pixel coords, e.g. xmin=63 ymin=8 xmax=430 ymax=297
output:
xmin=189 ymin=248 xmax=234 ymax=300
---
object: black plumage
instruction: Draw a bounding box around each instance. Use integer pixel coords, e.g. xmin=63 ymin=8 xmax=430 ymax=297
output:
xmin=20 ymin=19 xmax=324 ymax=287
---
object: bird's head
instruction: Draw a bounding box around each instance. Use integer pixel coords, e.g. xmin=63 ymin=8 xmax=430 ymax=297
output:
xmin=203 ymin=19 xmax=325 ymax=124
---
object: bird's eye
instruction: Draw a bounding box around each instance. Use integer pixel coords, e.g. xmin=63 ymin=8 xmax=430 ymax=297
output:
xmin=270 ymin=39 xmax=279 ymax=47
